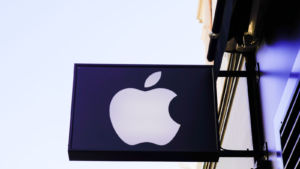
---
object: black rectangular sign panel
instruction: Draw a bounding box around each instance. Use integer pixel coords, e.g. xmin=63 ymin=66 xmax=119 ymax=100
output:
xmin=68 ymin=64 xmax=220 ymax=162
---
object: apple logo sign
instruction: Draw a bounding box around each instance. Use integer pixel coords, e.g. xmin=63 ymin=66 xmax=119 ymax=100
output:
xmin=109 ymin=71 xmax=180 ymax=146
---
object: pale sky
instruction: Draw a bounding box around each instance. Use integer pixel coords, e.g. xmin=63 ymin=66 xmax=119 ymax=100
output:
xmin=0 ymin=0 xmax=204 ymax=168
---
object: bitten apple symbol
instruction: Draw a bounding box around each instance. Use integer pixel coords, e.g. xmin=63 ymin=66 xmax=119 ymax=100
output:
xmin=109 ymin=71 xmax=180 ymax=146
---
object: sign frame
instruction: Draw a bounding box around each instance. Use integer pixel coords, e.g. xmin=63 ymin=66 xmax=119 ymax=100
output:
xmin=68 ymin=64 xmax=220 ymax=162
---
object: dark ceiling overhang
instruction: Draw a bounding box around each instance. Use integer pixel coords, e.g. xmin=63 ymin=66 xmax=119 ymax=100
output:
xmin=208 ymin=0 xmax=255 ymax=80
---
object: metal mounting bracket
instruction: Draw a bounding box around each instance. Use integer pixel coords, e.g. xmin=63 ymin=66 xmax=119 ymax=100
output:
xmin=219 ymin=143 xmax=268 ymax=158
xmin=252 ymin=143 xmax=271 ymax=169
xmin=262 ymin=142 xmax=268 ymax=161
xmin=255 ymin=63 xmax=260 ymax=84
xmin=209 ymin=31 xmax=220 ymax=39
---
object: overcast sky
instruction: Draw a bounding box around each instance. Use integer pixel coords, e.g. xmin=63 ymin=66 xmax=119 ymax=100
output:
xmin=0 ymin=0 xmax=204 ymax=168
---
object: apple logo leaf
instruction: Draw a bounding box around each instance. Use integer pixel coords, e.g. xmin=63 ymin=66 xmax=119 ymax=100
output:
xmin=144 ymin=71 xmax=161 ymax=88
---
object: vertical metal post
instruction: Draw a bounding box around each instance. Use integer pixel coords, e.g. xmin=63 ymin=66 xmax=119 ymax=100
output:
xmin=244 ymin=52 xmax=265 ymax=163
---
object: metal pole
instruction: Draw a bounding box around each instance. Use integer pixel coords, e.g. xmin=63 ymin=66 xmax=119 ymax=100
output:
xmin=244 ymin=52 xmax=265 ymax=163
xmin=219 ymin=149 xmax=265 ymax=158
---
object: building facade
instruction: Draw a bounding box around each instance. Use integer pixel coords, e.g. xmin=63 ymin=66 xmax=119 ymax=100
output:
xmin=198 ymin=0 xmax=300 ymax=169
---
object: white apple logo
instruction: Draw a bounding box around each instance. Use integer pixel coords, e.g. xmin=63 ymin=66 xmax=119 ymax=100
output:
xmin=109 ymin=71 xmax=180 ymax=146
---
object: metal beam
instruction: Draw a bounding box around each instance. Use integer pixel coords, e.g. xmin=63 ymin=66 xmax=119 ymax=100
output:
xmin=245 ymin=53 xmax=265 ymax=163
xmin=219 ymin=149 xmax=265 ymax=158
xmin=218 ymin=70 xmax=259 ymax=77
xmin=218 ymin=71 xmax=249 ymax=77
